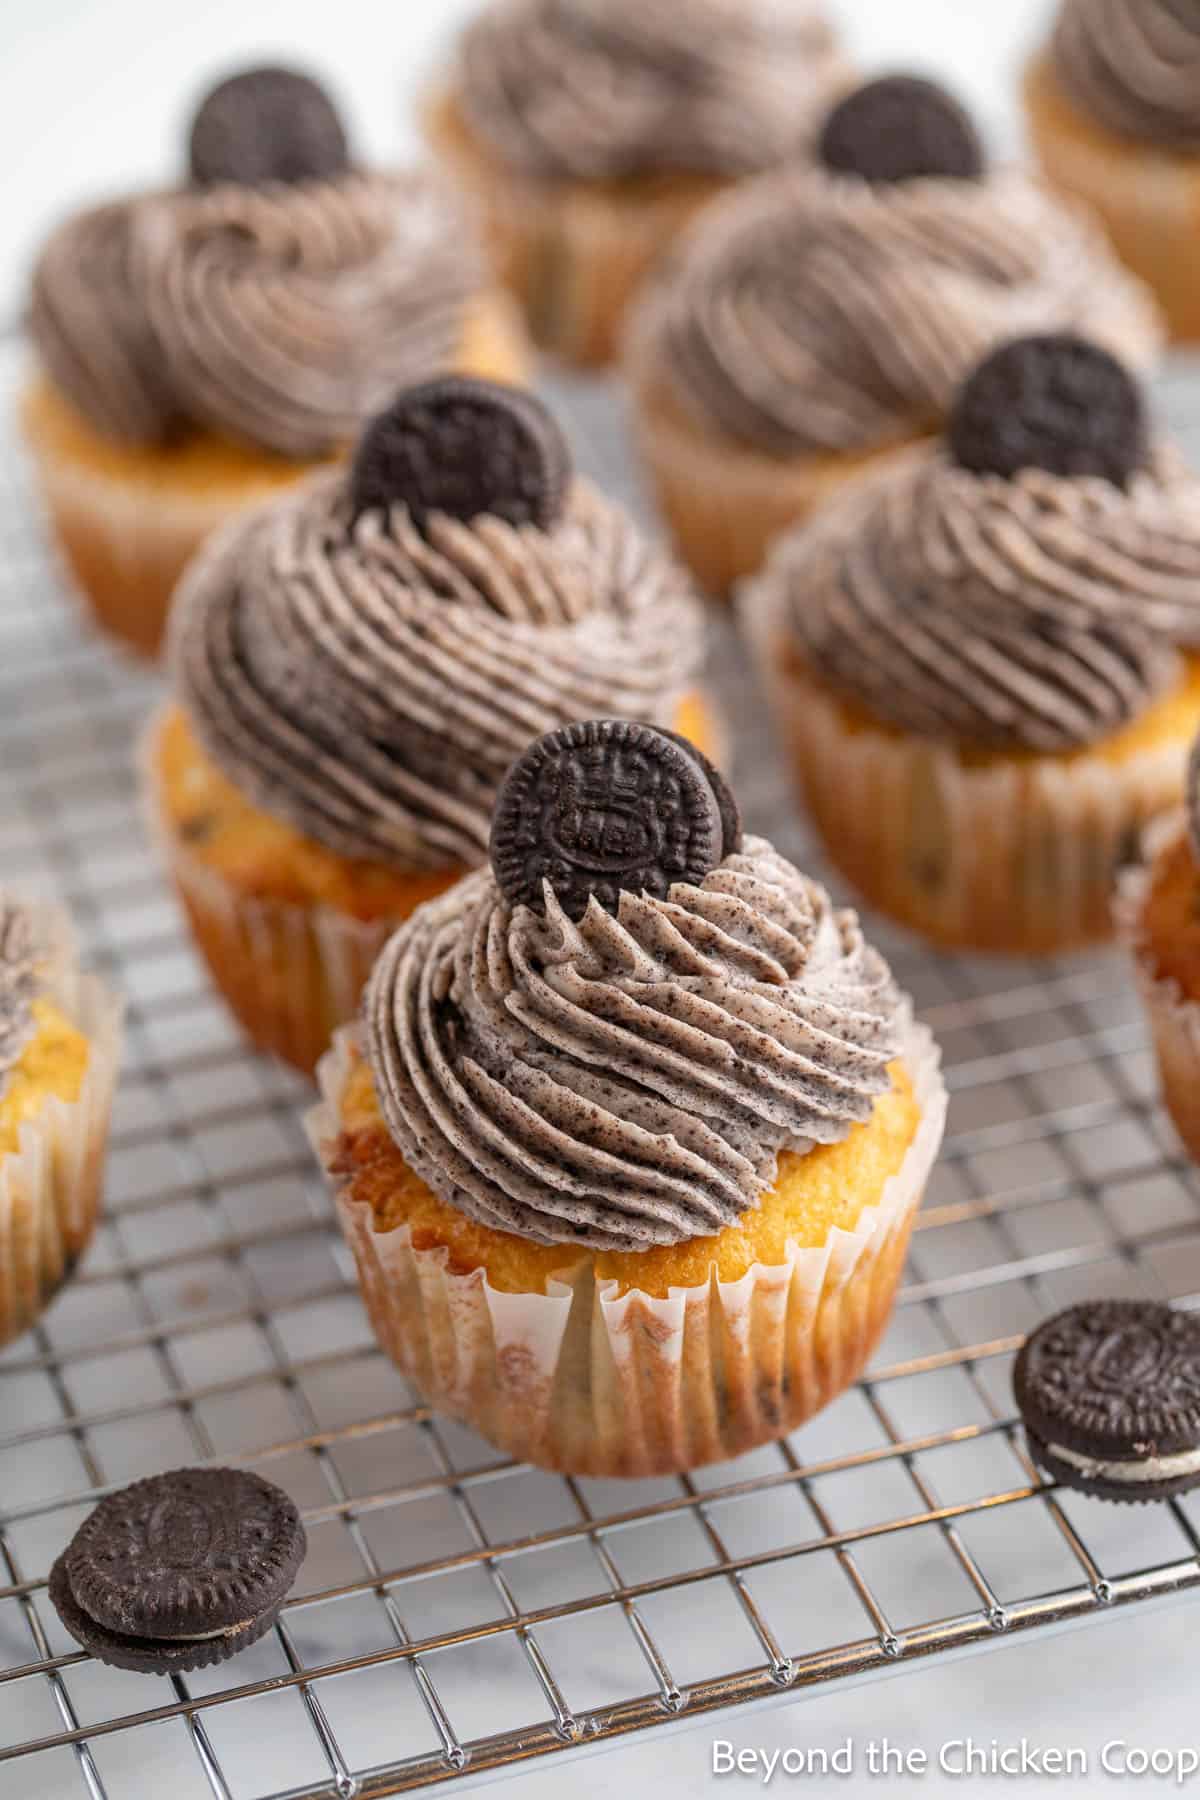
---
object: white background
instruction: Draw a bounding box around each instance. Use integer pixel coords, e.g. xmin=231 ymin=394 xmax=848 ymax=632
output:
xmin=1 ymin=2 xmax=1189 ymax=1796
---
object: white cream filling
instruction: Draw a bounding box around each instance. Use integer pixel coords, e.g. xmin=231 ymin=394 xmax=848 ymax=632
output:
xmin=1046 ymin=1440 xmax=1200 ymax=1485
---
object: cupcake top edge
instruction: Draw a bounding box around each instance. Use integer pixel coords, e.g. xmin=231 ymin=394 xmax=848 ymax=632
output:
xmin=359 ymin=720 xmax=907 ymax=1253
xmin=28 ymin=67 xmax=484 ymax=458
xmin=752 ymin=334 xmax=1200 ymax=755
xmin=168 ymin=382 xmax=708 ymax=874
xmin=453 ymin=0 xmax=851 ymax=182
xmin=628 ymin=155 xmax=1162 ymax=458
xmin=1051 ymin=0 xmax=1200 ymax=152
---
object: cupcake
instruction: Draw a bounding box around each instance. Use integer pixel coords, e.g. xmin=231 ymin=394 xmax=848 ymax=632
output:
xmin=308 ymin=719 xmax=946 ymax=1476
xmin=1026 ymin=1 xmax=1200 ymax=343
xmin=146 ymin=378 xmax=716 ymax=1076
xmin=1118 ymin=735 xmax=1200 ymax=1165
xmin=744 ymin=334 xmax=1200 ymax=957
xmin=0 ymin=896 xmax=123 ymax=1348
xmin=626 ymin=74 xmax=1163 ymax=597
xmin=23 ymin=65 xmax=529 ymax=660
xmin=424 ymin=0 xmax=851 ymax=367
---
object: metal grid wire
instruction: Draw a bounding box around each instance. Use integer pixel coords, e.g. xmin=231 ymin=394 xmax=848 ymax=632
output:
xmin=5 ymin=339 xmax=1200 ymax=1799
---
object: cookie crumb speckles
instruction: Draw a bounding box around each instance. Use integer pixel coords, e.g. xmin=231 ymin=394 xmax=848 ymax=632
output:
xmin=188 ymin=66 xmax=351 ymax=189
xmin=489 ymin=720 xmax=727 ymax=920
xmin=818 ymin=75 xmax=985 ymax=185
xmin=1015 ymin=1299 xmax=1200 ymax=1503
xmin=51 ymin=1467 xmax=306 ymax=1673
xmin=350 ymin=377 xmax=571 ymax=531
xmin=948 ymin=334 xmax=1150 ymax=488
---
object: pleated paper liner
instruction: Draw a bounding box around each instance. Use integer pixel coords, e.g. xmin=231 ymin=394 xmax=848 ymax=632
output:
xmin=742 ymin=583 xmax=1200 ymax=956
xmin=0 ymin=911 xmax=124 ymax=1348
xmin=308 ymin=1017 xmax=946 ymax=1478
xmin=1116 ymin=813 xmax=1200 ymax=1164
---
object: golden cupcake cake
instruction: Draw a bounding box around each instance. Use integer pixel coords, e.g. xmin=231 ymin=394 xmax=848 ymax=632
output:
xmin=1119 ymin=733 xmax=1200 ymax=1165
xmin=424 ymin=0 xmax=851 ymax=367
xmin=627 ymin=74 xmax=1162 ymax=596
xmin=23 ymin=64 xmax=529 ymax=659
xmin=745 ymin=334 xmax=1200 ymax=957
xmin=147 ymin=378 xmax=716 ymax=1076
xmin=1026 ymin=1 xmax=1200 ymax=342
xmin=308 ymin=719 xmax=946 ymax=1477
xmin=0 ymin=896 xmax=123 ymax=1347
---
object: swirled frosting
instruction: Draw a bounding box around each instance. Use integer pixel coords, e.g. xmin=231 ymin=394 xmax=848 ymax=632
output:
xmin=170 ymin=473 xmax=707 ymax=871
xmin=633 ymin=168 xmax=1162 ymax=455
xmin=757 ymin=444 xmax=1200 ymax=752
xmin=455 ymin=0 xmax=848 ymax=181
xmin=29 ymin=172 xmax=481 ymax=457
xmin=0 ymin=898 xmax=37 ymax=1092
xmin=362 ymin=838 xmax=902 ymax=1250
xmin=1052 ymin=0 xmax=1200 ymax=150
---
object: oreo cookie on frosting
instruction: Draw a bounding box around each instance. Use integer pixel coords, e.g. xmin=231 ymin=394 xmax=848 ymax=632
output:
xmin=818 ymin=75 xmax=986 ymax=185
xmin=1015 ymin=1300 xmax=1200 ymax=1503
xmin=948 ymin=334 xmax=1150 ymax=489
xmin=490 ymin=719 xmax=739 ymax=921
xmin=350 ymin=377 xmax=571 ymax=532
xmin=50 ymin=1467 xmax=306 ymax=1672
xmin=189 ymin=65 xmax=351 ymax=189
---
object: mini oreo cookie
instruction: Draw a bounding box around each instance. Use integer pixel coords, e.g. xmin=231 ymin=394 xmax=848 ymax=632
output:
xmin=350 ymin=378 xmax=571 ymax=532
xmin=948 ymin=334 xmax=1149 ymax=489
xmin=818 ymin=76 xmax=985 ymax=186
xmin=189 ymin=66 xmax=350 ymax=189
xmin=1014 ymin=1300 xmax=1200 ymax=1504
xmin=52 ymin=1467 xmax=305 ymax=1672
xmin=490 ymin=720 xmax=729 ymax=921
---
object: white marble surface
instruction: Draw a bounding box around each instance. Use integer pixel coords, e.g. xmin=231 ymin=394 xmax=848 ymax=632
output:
xmin=4 ymin=2 xmax=1187 ymax=1796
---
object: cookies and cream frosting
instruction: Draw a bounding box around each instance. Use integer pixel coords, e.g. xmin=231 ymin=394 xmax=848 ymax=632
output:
xmin=170 ymin=473 xmax=706 ymax=872
xmin=29 ymin=172 xmax=480 ymax=457
xmin=455 ymin=0 xmax=848 ymax=181
xmin=1051 ymin=0 xmax=1200 ymax=151
xmin=633 ymin=169 xmax=1161 ymax=456
xmin=0 ymin=899 xmax=37 ymax=1091
xmin=758 ymin=445 xmax=1200 ymax=753
xmin=362 ymin=838 xmax=902 ymax=1250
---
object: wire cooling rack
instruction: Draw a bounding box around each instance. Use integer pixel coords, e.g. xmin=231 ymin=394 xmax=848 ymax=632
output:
xmin=5 ymin=340 xmax=1200 ymax=1800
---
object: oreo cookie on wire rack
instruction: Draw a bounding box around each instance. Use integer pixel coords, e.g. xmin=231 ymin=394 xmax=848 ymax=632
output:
xmin=49 ymin=1467 xmax=306 ymax=1673
xmin=947 ymin=333 xmax=1150 ymax=489
xmin=189 ymin=65 xmax=351 ymax=189
xmin=350 ymin=377 xmax=571 ymax=532
xmin=490 ymin=719 xmax=741 ymax=922
xmin=1014 ymin=1300 xmax=1200 ymax=1504
xmin=817 ymin=75 xmax=986 ymax=185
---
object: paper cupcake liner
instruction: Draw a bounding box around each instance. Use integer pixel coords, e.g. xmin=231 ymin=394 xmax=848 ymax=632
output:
xmin=1024 ymin=55 xmax=1200 ymax=344
xmin=307 ymin=1017 xmax=946 ymax=1478
xmin=0 ymin=913 xmax=124 ymax=1349
xmin=138 ymin=709 xmax=401 ymax=1077
xmin=424 ymin=87 xmax=727 ymax=368
xmin=1116 ymin=814 xmax=1200 ymax=1162
xmin=744 ymin=592 xmax=1197 ymax=956
xmin=627 ymin=367 xmax=926 ymax=598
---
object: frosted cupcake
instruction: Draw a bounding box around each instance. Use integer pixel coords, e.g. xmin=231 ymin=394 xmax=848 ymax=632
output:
xmin=309 ymin=719 xmax=945 ymax=1476
xmin=424 ymin=0 xmax=850 ymax=367
xmin=627 ymin=74 xmax=1162 ymax=596
xmin=1119 ymin=733 xmax=1200 ymax=1164
xmin=0 ymin=897 xmax=123 ymax=1347
xmin=23 ymin=65 xmax=528 ymax=659
xmin=1026 ymin=1 xmax=1200 ymax=343
xmin=745 ymin=335 xmax=1200 ymax=956
xmin=148 ymin=378 xmax=715 ymax=1075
